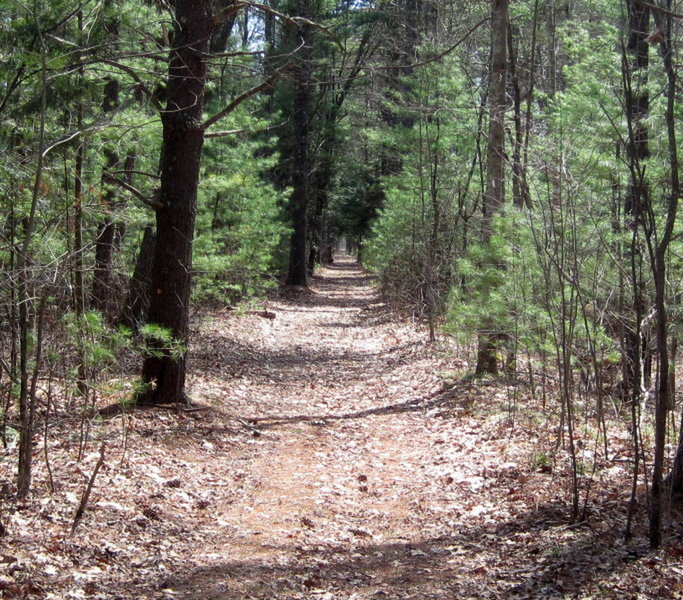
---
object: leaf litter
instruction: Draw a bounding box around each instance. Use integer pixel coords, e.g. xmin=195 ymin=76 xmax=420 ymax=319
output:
xmin=1 ymin=256 xmax=682 ymax=599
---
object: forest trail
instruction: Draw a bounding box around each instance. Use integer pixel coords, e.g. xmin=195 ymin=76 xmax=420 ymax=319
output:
xmin=179 ymin=255 xmax=470 ymax=598
xmin=129 ymin=255 xmax=646 ymax=600
xmin=6 ymin=256 xmax=669 ymax=600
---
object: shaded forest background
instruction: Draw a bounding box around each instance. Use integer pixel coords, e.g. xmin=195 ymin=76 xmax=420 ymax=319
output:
xmin=1 ymin=0 xmax=683 ymax=551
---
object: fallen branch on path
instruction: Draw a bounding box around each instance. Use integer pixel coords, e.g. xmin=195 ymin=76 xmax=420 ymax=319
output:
xmin=247 ymin=310 xmax=276 ymax=320
xmin=70 ymin=443 xmax=106 ymax=535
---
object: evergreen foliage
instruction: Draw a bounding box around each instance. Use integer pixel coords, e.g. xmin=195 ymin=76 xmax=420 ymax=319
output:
xmin=2 ymin=0 xmax=683 ymax=546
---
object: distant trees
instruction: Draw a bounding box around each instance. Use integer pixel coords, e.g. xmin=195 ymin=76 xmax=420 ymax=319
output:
xmin=267 ymin=0 xmax=379 ymax=286
xmin=283 ymin=0 xmax=314 ymax=287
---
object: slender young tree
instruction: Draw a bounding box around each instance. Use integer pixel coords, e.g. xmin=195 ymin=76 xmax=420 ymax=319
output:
xmin=92 ymin=3 xmax=129 ymax=317
xmin=622 ymin=0 xmax=650 ymax=404
xmin=646 ymin=4 xmax=679 ymax=550
xmin=622 ymin=0 xmax=650 ymax=541
xmin=16 ymin=2 xmax=49 ymax=497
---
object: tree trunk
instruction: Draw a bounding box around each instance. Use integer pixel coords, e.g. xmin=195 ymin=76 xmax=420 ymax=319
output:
xmin=73 ymin=53 xmax=86 ymax=318
xmin=92 ymin=78 xmax=127 ymax=317
xmin=507 ymin=23 xmax=530 ymax=209
xmin=118 ymin=224 xmax=155 ymax=331
xmin=475 ymin=0 xmax=508 ymax=376
xmin=320 ymin=218 xmax=334 ymax=265
xmin=622 ymin=0 xmax=650 ymax=403
xmin=286 ymin=9 xmax=313 ymax=287
xmin=648 ymin=5 xmax=679 ymax=548
xmin=17 ymin=15 xmax=48 ymax=496
xmin=136 ymin=0 xmax=212 ymax=405
xmin=308 ymin=153 xmax=334 ymax=274
xmin=482 ymin=0 xmax=508 ymax=236
xmin=650 ymin=249 xmax=669 ymax=547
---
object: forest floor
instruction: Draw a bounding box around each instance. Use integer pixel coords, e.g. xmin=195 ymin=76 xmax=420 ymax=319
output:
xmin=2 ymin=255 xmax=683 ymax=599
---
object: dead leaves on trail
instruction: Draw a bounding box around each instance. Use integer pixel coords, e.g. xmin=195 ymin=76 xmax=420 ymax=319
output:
xmin=1 ymin=256 xmax=682 ymax=599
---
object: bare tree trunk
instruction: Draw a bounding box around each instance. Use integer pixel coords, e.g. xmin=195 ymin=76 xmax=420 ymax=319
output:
xmin=286 ymin=3 xmax=313 ymax=287
xmin=622 ymin=0 xmax=650 ymax=403
xmin=649 ymin=4 xmax=679 ymax=548
xmin=118 ymin=224 xmax=155 ymax=331
xmin=92 ymin=79 xmax=128 ymax=317
xmin=17 ymin=6 xmax=48 ymax=496
xmin=507 ymin=23 xmax=530 ymax=209
xmin=475 ymin=0 xmax=508 ymax=376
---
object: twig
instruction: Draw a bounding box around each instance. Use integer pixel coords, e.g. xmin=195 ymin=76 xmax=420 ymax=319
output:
xmin=201 ymin=61 xmax=294 ymax=131
xmin=640 ymin=1 xmax=683 ymax=19
xmin=247 ymin=310 xmax=276 ymax=320
xmin=43 ymin=379 xmax=55 ymax=494
xmin=108 ymin=169 xmax=161 ymax=180
xmin=70 ymin=443 xmax=106 ymax=535
xmin=204 ymin=128 xmax=245 ymax=138
xmin=102 ymin=172 xmax=163 ymax=209
xmin=101 ymin=59 xmax=163 ymax=112
xmin=236 ymin=418 xmax=260 ymax=431
xmin=366 ymin=17 xmax=491 ymax=71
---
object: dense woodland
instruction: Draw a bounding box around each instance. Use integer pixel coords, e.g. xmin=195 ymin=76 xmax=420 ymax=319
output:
xmin=2 ymin=0 xmax=683 ymax=593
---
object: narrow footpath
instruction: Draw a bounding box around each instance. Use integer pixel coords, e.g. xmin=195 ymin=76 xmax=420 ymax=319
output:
xmin=12 ymin=256 xmax=668 ymax=600
xmin=128 ymin=256 xmax=646 ymax=600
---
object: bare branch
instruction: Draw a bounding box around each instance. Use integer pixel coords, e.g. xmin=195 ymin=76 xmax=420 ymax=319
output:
xmin=71 ymin=444 xmax=106 ymax=535
xmin=213 ymin=0 xmax=245 ymax=28
xmin=201 ymin=61 xmax=294 ymax=131
xmin=103 ymin=173 xmax=163 ymax=209
xmin=41 ymin=129 xmax=85 ymax=158
xmin=640 ymin=1 xmax=683 ymax=19
xmin=204 ymin=128 xmax=245 ymax=138
xmin=101 ymin=59 xmax=163 ymax=112
xmin=247 ymin=1 xmax=342 ymax=47
xmin=108 ymin=169 xmax=161 ymax=180
xmin=369 ymin=17 xmax=491 ymax=71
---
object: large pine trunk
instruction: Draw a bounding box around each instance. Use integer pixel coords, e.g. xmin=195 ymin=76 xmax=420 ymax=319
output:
xmin=137 ymin=0 xmax=212 ymax=405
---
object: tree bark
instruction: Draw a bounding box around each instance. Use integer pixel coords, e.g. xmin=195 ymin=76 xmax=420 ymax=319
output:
xmin=137 ymin=0 xmax=212 ymax=405
xmin=648 ymin=4 xmax=679 ymax=549
xmin=507 ymin=23 xmax=530 ymax=209
xmin=118 ymin=224 xmax=155 ymax=331
xmin=92 ymin=79 xmax=126 ymax=317
xmin=475 ymin=0 xmax=508 ymax=376
xmin=482 ymin=0 xmax=508 ymax=237
xmin=286 ymin=6 xmax=313 ymax=287
xmin=17 ymin=9 xmax=48 ymax=496
xmin=622 ymin=0 xmax=650 ymax=403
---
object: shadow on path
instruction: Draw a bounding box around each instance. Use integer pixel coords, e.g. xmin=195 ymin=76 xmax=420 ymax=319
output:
xmin=243 ymin=383 xmax=471 ymax=430
xmin=131 ymin=498 xmax=650 ymax=600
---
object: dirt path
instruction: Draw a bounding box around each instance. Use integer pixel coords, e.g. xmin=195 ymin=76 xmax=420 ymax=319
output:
xmin=140 ymin=256 xmax=655 ymax=600
xmin=4 ymin=256 xmax=675 ymax=600
xmin=181 ymin=256 xmax=464 ymax=598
